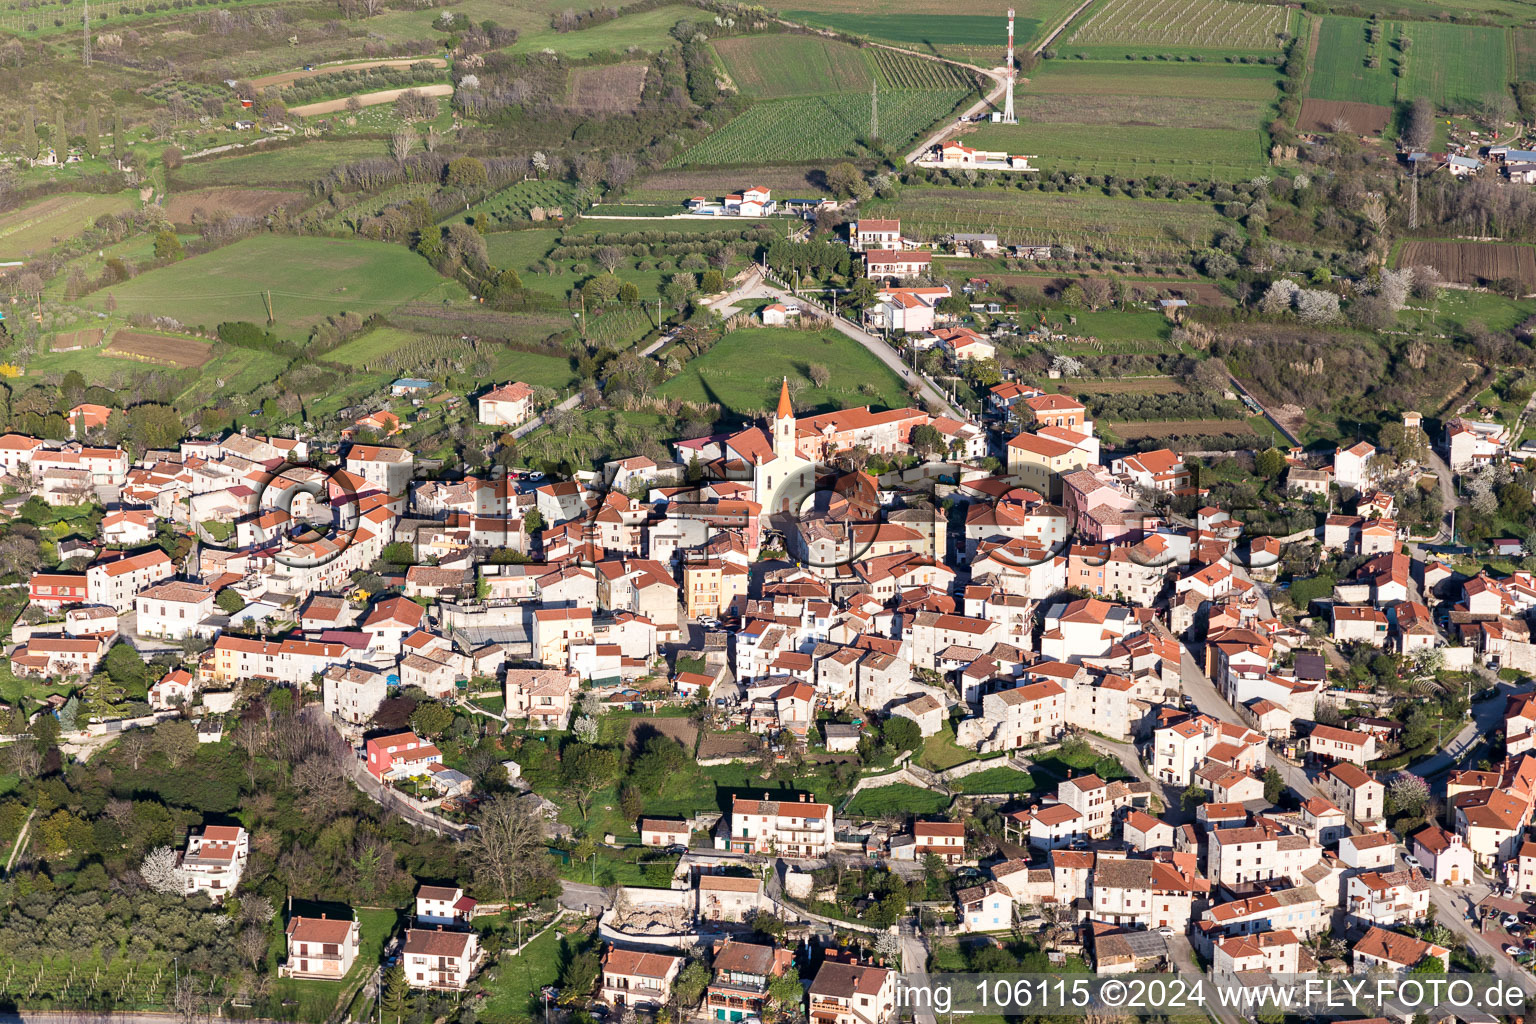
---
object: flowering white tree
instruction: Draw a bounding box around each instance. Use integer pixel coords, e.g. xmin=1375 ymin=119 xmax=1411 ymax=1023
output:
xmin=141 ymin=845 xmax=184 ymax=895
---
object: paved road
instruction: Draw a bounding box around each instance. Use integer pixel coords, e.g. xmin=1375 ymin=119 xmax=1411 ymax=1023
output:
xmin=708 ymin=270 xmax=965 ymax=419
xmin=1426 ymin=874 xmax=1536 ymax=995
xmin=1178 ymin=641 xmax=1325 ymax=806
xmin=903 ymin=77 xmax=1008 ymax=165
xmin=559 ymin=879 xmax=609 ymax=914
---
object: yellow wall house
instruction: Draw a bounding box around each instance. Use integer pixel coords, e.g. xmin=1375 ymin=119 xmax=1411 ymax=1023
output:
xmin=1006 ymin=431 xmax=1091 ymax=501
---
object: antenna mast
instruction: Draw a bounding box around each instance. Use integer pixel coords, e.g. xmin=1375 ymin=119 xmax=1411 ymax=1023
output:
xmin=1002 ymin=8 xmax=1017 ymax=124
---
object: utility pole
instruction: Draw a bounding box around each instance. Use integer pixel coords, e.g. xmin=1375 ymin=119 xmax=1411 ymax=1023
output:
xmin=82 ymin=0 xmax=90 ymax=67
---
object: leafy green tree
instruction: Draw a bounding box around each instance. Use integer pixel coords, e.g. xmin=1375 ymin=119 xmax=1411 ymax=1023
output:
xmin=523 ymin=508 xmax=544 ymax=534
xmin=908 ymin=424 xmax=946 ymax=458
xmin=673 ymin=959 xmax=711 ymax=1008
xmin=410 ymin=702 xmax=455 ymax=738
xmin=825 ymin=162 xmax=861 ymax=198
xmin=881 ymin=715 xmax=921 ymax=752
xmin=619 ymin=280 xmax=641 ymax=303
xmin=1181 ymin=784 xmax=1207 ymax=810
xmin=768 ymin=972 xmax=804 ymax=1014
xmin=562 ymin=744 xmax=621 ymax=820
xmin=445 ymin=156 xmax=488 ymax=189
xmin=1263 ymin=767 xmax=1285 ymax=804
xmin=153 ymin=229 xmax=184 ymax=262
xmin=700 ymin=269 xmax=724 ymax=294
xmin=1255 ymin=447 xmax=1288 ymax=479
xmin=215 ymin=589 xmax=246 ymax=614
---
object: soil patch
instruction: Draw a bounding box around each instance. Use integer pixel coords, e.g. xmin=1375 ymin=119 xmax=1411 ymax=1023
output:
xmin=103 ymin=330 xmax=213 ymax=368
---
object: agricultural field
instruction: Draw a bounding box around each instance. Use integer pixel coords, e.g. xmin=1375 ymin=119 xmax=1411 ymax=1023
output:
xmin=248 ymin=57 xmax=449 ymax=92
xmin=1398 ymin=240 xmax=1536 ymax=289
xmin=713 ymin=35 xmax=872 ymax=97
xmin=563 ymin=63 xmax=649 ymax=113
xmin=289 ymin=83 xmax=454 ymax=118
xmin=103 ymin=330 xmax=214 ymax=368
xmin=1396 ymin=22 xmax=1509 ymax=110
xmin=1114 ymin=418 xmax=1264 ymax=441
xmin=82 ymin=236 xmax=451 ymax=339
xmin=1008 ymin=63 xmax=1277 ymax=149
xmin=1517 ymin=29 xmax=1536 ymax=81
xmin=1308 ymin=17 xmax=1508 ymax=109
xmin=627 ymin=166 xmax=834 ymax=204
xmin=657 ymin=326 xmax=910 ymax=418
xmin=870 ymin=188 xmax=1226 ymax=258
xmin=507 ymin=4 xmax=699 ymax=56
xmin=963 ymin=121 xmax=1268 ymax=178
xmin=162 ymin=188 xmax=305 ymax=224
xmin=1297 ymin=98 xmax=1391 ymax=134
xmin=670 ymin=90 xmax=967 ymax=166
xmin=1065 ymin=0 xmax=1293 ymax=55
xmin=870 ymin=49 xmax=977 ymax=90
xmin=783 ymin=9 xmax=1031 ymax=62
xmin=1306 ymin=17 xmax=1398 ymax=107
xmin=322 ymin=326 xmax=421 ymax=366
xmin=175 ymin=139 xmax=391 ymax=188
xmin=1028 ymin=60 xmax=1281 ymax=98
xmin=49 ymin=328 xmax=103 ymax=351
xmin=0 ymin=193 xmax=137 ymax=259
xmin=458 ymin=181 xmax=579 ymax=231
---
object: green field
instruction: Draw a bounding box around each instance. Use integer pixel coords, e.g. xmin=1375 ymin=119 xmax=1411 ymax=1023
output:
xmin=714 ymin=34 xmax=873 ymax=97
xmin=846 ymin=782 xmax=951 ymax=816
xmin=1309 ymin=17 xmax=1508 ymax=109
xmin=83 ymin=236 xmax=451 ymax=338
xmin=965 ymin=121 xmax=1267 ymax=178
xmin=671 ymin=90 xmax=966 ymax=166
xmin=868 ymin=188 xmax=1227 ymax=256
xmin=0 ymin=192 xmax=137 ymax=259
xmin=176 ymin=139 xmax=392 ymax=187
xmin=1517 ymin=29 xmax=1536 ymax=80
xmin=955 ymin=766 xmax=1037 ymax=794
xmin=323 ymin=326 xmax=420 ymax=365
xmin=1066 ymin=0 xmax=1292 ymax=54
xmin=1398 ymin=22 xmax=1509 ymax=110
xmin=478 ymin=925 xmax=569 ymax=1024
xmin=657 ymin=326 xmax=910 ymax=416
xmin=508 ymin=3 xmax=697 ymax=55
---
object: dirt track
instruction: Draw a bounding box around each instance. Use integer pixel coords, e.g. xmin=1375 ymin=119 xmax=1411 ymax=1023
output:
xmin=250 ymin=56 xmax=447 ymax=91
xmin=290 ymin=83 xmax=453 ymax=117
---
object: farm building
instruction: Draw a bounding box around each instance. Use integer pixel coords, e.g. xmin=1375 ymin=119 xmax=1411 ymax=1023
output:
xmin=922 ymin=141 xmax=1034 ymax=171
xmin=761 ymin=303 xmax=801 ymax=326
xmin=390 ymin=378 xmax=434 ymax=397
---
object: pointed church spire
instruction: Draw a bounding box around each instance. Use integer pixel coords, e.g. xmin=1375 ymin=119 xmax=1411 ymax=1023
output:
xmin=776 ymin=376 xmax=793 ymax=419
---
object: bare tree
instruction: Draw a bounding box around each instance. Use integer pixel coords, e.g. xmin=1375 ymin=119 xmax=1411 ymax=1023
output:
xmin=236 ymin=925 xmax=269 ymax=972
xmin=1328 ymin=115 xmax=1352 ymax=134
xmin=390 ymin=128 xmax=414 ymax=164
xmin=595 ymin=246 xmax=623 ymax=274
xmin=469 ymin=793 xmax=553 ymax=903
xmin=141 ymin=846 xmax=184 ymax=894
